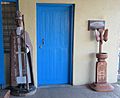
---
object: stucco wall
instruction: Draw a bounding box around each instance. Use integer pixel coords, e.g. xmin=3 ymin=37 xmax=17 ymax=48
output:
xmin=19 ymin=0 xmax=37 ymax=86
xmin=19 ymin=0 xmax=120 ymax=86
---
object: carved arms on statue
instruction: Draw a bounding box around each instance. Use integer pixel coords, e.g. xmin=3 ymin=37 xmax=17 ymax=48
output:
xmin=95 ymin=29 xmax=108 ymax=43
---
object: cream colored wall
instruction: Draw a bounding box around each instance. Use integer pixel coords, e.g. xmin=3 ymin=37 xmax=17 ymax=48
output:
xmin=19 ymin=0 xmax=37 ymax=86
xmin=19 ymin=0 xmax=120 ymax=86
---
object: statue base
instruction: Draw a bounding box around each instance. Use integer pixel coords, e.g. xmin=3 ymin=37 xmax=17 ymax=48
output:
xmin=10 ymin=85 xmax=36 ymax=96
xmin=89 ymin=53 xmax=114 ymax=92
xmin=89 ymin=82 xmax=114 ymax=92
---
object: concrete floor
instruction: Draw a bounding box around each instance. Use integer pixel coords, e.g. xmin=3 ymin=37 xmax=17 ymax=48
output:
xmin=11 ymin=84 xmax=120 ymax=98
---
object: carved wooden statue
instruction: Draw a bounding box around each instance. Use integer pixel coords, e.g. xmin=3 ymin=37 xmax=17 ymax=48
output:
xmin=90 ymin=28 xmax=114 ymax=92
xmin=10 ymin=11 xmax=36 ymax=96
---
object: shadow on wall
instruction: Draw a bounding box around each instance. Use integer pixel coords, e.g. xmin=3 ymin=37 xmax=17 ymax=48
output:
xmin=88 ymin=53 xmax=96 ymax=83
xmin=88 ymin=30 xmax=97 ymax=83
xmin=89 ymin=30 xmax=96 ymax=41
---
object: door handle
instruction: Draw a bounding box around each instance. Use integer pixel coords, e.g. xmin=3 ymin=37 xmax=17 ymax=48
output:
xmin=39 ymin=38 xmax=44 ymax=48
xmin=42 ymin=38 xmax=44 ymax=45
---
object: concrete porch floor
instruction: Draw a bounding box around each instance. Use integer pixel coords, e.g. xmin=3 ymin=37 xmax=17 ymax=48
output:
xmin=11 ymin=84 xmax=120 ymax=98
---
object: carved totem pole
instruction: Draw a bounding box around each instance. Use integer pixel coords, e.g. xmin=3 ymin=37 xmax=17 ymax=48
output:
xmin=90 ymin=28 xmax=114 ymax=92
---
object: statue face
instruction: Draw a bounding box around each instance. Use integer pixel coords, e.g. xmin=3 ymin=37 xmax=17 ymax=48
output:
xmin=16 ymin=19 xmax=22 ymax=27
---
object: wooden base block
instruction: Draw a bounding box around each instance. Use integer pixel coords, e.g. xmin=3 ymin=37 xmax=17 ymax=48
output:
xmin=0 ymin=90 xmax=10 ymax=98
xmin=89 ymin=83 xmax=114 ymax=92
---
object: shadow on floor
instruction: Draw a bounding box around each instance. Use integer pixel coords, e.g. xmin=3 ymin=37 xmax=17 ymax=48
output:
xmin=11 ymin=84 xmax=120 ymax=98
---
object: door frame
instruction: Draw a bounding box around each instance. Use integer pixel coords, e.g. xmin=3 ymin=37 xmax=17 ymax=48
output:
xmin=36 ymin=3 xmax=75 ymax=85
xmin=2 ymin=0 xmax=19 ymax=9
xmin=0 ymin=0 xmax=5 ymax=86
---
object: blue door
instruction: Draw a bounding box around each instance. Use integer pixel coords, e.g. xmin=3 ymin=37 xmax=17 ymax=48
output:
xmin=0 ymin=0 xmax=5 ymax=85
xmin=37 ymin=4 xmax=74 ymax=86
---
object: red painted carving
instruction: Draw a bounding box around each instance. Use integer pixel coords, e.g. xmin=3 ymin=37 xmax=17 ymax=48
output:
xmin=89 ymin=29 xmax=114 ymax=92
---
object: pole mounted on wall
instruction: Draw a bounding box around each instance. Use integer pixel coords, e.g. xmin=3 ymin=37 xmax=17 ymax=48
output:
xmin=88 ymin=20 xmax=114 ymax=92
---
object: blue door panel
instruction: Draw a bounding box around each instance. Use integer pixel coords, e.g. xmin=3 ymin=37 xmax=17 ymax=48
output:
xmin=37 ymin=4 xmax=73 ymax=86
xmin=0 ymin=1 xmax=5 ymax=85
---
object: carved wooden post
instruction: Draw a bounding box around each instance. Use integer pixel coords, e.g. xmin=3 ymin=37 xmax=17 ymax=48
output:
xmin=90 ymin=29 xmax=114 ymax=92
